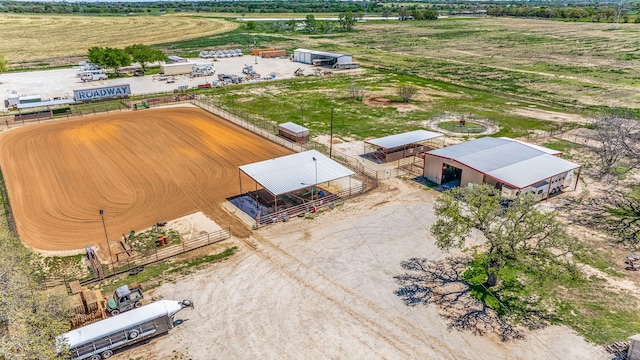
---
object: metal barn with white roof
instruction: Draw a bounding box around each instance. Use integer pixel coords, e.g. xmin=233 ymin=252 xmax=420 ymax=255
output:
xmin=423 ymin=137 xmax=581 ymax=200
xmin=364 ymin=129 xmax=445 ymax=163
xmin=293 ymin=49 xmax=353 ymax=67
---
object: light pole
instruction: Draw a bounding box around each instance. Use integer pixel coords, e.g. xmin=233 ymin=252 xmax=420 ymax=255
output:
xmin=329 ymin=107 xmax=334 ymax=158
xmin=253 ymin=38 xmax=258 ymax=65
xmin=313 ymin=156 xmax=317 ymax=203
xmin=99 ymin=209 xmax=113 ymax=267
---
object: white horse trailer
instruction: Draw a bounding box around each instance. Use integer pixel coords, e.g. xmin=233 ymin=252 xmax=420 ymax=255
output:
xmin=57 ymin=299 xmax=193 ymax=360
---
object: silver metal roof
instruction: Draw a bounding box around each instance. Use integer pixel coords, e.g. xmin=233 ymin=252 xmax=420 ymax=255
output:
xmin=278 ymin=122 xmax=309 ymax=135
xmin=428 ymin=137 xmax=580 ymax=189
xmin=294 ymin=48 xmax=349 ymax=58
xmin=17 ymin=98 xmax=75 ymax=109
xmin=239 ymin=150 xmax=355 ymax=195
xmin=499 ymin=137 xmax=562 ymax=155
xmin=365 ymin=130 xmax=444 ymax=150
xmin=58 ymin=300 xmax=186 ymax=349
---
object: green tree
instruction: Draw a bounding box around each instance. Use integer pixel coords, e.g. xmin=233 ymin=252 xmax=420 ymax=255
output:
xmin=87 ymin=46 xmax=132 ymax=75
xmin=0 ymin=54 xmax=7 ymax=73
xmin=382 ymin=9 xmax=392 ymax=19
xmin=124 ymin=44 xmax=167 ymax=72
xmin=286 ymin=18 xmax=297 ymax=32
xmin=305 ymin=14 xmax=317 ymax=33
xmin=0 ymin=227 xmax=72 ymax=359
xmin=423 ymin=8 xmax=439 ymax=20
xmin=339 ymin=11 xmax=356 ymax=31
xmin=430 ymin=184 xmax=578 ymax=287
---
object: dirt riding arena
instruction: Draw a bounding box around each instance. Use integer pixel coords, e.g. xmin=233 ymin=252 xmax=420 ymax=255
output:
xmin=0 ymin=106 xmax=290 ymax=254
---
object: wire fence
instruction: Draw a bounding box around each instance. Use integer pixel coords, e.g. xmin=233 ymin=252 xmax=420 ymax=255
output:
xmin=193 ymin=97 xmax=408 ymax=181
xmin=255 ymin=176 xmax=376 ymax=227
xmin=45 ymin=229 xmax=231 ymax=288
xmin=0 ymin=101 xmax=130 ymax=129
xmin=105 ymin=228 xmax=231 ymax=280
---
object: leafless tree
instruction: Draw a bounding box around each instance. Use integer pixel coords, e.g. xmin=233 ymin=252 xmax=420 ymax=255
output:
xmin=591 ymin=114 xmax=640 ymax=179
xmin=567 ymin=187 xmax=640 ymax=249
xmin=397 ymin=84 xmax=418 ymax=103
xmin=348 ymin=82 xmax=366 ymax=101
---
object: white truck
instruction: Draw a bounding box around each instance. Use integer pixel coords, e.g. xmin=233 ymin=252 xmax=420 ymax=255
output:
xmin=80 ymin=70 xmax=108 ymax=82
xmin=57 ymin=299 xmax=193 ymax=360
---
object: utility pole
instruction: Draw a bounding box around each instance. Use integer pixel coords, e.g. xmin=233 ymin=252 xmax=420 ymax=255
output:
xmin=330 ymin=107 xmax=334 ymax=158
xmin=99 ymin=209 xmax=113 ymax=271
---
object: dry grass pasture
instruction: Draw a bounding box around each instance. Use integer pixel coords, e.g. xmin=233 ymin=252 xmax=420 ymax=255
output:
xmin=319 ymin=18 xmax=640 ymax=108
xmin=0 ymin=13 xmax=237 ymax=66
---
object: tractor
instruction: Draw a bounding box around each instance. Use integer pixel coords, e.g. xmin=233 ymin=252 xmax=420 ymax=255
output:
xmin=106 ymin=283 xmax=143 ymax=315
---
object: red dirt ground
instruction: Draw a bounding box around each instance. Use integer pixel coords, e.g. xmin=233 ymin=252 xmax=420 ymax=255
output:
xmin=0 ymin=107 xmax=291 ymax=254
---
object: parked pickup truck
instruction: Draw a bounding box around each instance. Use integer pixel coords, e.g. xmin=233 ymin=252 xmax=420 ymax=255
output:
xmin=80 ymin=70 xmax=108 ymax=82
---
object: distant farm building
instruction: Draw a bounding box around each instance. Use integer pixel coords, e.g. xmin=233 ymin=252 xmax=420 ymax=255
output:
xmin=364 ymin=130 xmax=445 ymax=163
xmin=293 ymin=49 xmax=356 ymax=68
xmin=423 ymin=137 xmax=581 ymax=200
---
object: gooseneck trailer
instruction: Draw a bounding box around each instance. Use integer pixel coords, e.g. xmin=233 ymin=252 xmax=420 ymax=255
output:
xmin=57 ymin=299 xmax=193 ymax=360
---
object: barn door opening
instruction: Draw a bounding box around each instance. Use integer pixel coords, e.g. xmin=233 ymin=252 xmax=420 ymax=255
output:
xmin=441 ymin=164 xmax=462 ymax=189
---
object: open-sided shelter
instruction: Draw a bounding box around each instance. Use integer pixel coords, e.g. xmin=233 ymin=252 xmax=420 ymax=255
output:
xmin=364 ymin=130 xmax=445 ymax=163
xmin=423 ymin=137 xmax=581 ymax=200
xmin=238 ymin=150 xmax=355 ymax=214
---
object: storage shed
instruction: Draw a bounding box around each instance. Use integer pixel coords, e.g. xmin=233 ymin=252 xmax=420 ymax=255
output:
xmin=364 ymin=130 xmax=445 ymax=163
xmin=278 ymin=122 xmax=309 ymax=143
xmin=293 ymin=49 xmax=353 ymax=67
xmin=423 ymin=137 xmax=582 ymax=200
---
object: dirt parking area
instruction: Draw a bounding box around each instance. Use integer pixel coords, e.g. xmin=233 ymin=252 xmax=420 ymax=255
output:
xmin=0 ymin=56 xmax=315 ymax=110
xmin=113 ymin=179 xmax=608 ymax=360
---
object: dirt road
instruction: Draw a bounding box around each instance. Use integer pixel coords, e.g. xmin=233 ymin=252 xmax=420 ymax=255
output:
xmin=116 ymin=179 xmax=608 ymax=360
xmin=0 ymin=106 xmax=290 ymax=253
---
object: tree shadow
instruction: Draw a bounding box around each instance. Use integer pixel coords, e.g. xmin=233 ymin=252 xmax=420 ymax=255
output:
xmin=394 ymin=256 xmax=525 ymax=342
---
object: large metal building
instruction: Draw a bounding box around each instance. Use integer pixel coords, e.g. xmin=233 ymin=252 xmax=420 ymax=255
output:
xmin=423 ymin=137 xmax=582 ymax=200
xmin=293 ymin=49 xmax=353 ymax=67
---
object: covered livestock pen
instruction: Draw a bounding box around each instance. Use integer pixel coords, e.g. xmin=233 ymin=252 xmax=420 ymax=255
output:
xmin=278 ymin=122 xmax=309 ymax=143
xmin=233 ymin=150 xmax=362 ymax=226
xmin=364 ymin=130 xmax=445 ymax=163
